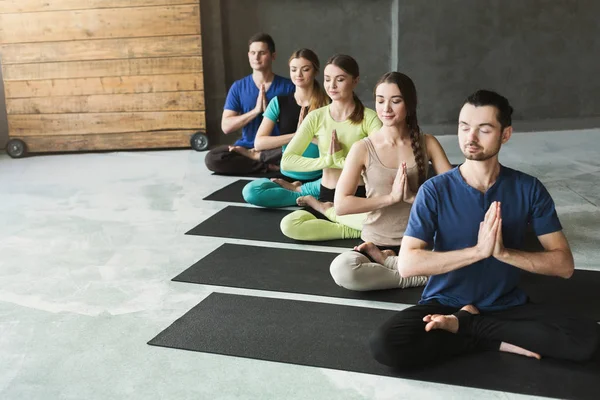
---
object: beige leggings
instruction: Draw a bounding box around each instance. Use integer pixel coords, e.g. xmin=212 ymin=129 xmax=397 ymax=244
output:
xmin=330 ymin=251 xmax=428 ymax=291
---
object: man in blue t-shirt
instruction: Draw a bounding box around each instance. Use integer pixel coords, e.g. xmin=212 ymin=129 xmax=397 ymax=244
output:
xmin=204 ymin=33 xmax=295 ymax=175
xmin=370 ymin=90 xmax=598 ymax=369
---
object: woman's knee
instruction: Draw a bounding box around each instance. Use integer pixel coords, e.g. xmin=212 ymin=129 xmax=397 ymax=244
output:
xmin=330 ymin=252 xmax=368 ymax=291
xmin=280 ymin=211 xmax=313 ymax=240
xmin=242 ymin=180 xmax=262 ymax=205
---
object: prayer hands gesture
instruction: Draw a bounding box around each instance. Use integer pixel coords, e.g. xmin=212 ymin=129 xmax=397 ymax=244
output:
xmin=328 ymin=129 xmax=342 ymax=155
xmin=475 ymin=201 xmax=505 ymax=259
xmin=389 ymin=162 xmax=415 ymax=204
xmin=254 ymin=83 xmax=267 ymax=114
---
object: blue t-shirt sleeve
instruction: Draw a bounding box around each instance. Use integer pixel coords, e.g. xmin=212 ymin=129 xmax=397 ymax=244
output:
xmin=530 ymin=178 xmax=562 ymax=235
xmin=224 ymin=81 xmax=242 ymax=113
xmin=263 ymin=97 xmax=280 ymax=123
xmin=404 ymin=181 xmax=438 ymax=244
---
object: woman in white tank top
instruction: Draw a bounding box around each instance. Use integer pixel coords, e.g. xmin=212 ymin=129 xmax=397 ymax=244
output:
xmin=330 ymin=72 xmax=453 ymax=291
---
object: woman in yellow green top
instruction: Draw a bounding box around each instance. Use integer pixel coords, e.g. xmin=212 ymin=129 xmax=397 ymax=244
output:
xmin=280 ymin=54 xmax=382 ymax=241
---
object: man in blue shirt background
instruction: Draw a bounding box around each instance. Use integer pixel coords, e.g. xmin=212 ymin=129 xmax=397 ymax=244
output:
xmin=205 ymin=33 xmax=295 ymax=175
xmin=370 ymin=90 xmax=598 ymax=369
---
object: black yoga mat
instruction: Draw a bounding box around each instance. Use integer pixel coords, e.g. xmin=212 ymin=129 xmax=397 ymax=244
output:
xmin=212 ymin=170 xmax=284 ymax=179
xmin=203 ymin=179 xmax=251 ymax=203
xmin=174 ymin=243 xmax=600 ymax=319
xmin=174 ymin=243 xmax=422 ymax=304
xmin=149 ymin=293 xmax=600 ymax=400
xmin=186 ymin=205 xmax=361 ymax=248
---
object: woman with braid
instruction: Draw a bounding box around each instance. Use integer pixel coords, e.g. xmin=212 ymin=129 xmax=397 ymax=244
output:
xmin=329 ymin=72 xmax=452 ymax=291
xmin=279 ymin=54 xmax=382 ymax=241
xmin=242 ymin=49 xmax=329 ymax=208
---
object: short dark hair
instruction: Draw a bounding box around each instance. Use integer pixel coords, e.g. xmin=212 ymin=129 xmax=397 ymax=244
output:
xmin=464 ymin=90 xmax=513 ymax=130
xmin=248 ymin=32 xmax=275 ymax=53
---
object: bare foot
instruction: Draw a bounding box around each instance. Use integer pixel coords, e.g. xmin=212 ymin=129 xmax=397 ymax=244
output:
xmin=500 ymin=342 xmax=542 ymax=360
xmin=229 ymin=146 xmax=261 ymax=161
xmin=353 ymin=242 xmax=387 ymax=265
xmin=266 ymin=164 xmax=280 ymax=172
xmin=381 ymin=249 xmax=397 ymax=258
xmin=422 ymin=305 xmax=478 ymax=333
xmin=296 ymin=195 xmax=333 ymax=215
xmin=271 ymin=178 xmax=302 ymax=192
xmin=423 ymin=314 xmax=459 ymax=333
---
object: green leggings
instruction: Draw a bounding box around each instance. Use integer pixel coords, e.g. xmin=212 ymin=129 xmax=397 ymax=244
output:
xmin=280 ymin=207 xmax=367 ymax=241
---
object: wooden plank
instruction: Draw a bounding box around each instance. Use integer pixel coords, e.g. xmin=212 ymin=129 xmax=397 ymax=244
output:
xmin=1 ymin=56 xmax=203 ymax=81
xmin=4 ymin=73 xmax=204 ymax=98
xmin=17 ymin=131 xmax=196 ymax=153
xmin=7 ymin=91 xmax=205 ymax=114
xmin=0 ymin=1 xmax=198 ymax=14
xmin=0 ymin=35 xmax=201 ymax=64
xmin=8 ymin=111 xmax=205 ymax=136
xmin=0 ymin=5 xmax=200 ymax=44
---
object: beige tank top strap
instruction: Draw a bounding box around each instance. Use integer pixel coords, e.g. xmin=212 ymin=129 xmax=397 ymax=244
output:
xmin=362 ymin=137 xmax=379 ymax=168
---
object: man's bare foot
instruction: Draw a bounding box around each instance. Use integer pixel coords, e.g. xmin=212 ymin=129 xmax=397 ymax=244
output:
xmin=500 ymin=342 xmax=542 ymax=360
xmin=423 ymin=305 xmax=479 ymax=333
xmin=353 ymin=242 xmax=387 ymax=265
xmin=266 ymin=164 xmax=280 ymax=172
xmin=271 ymin=178 xmax=302 ymax=192
xmin=296 ymin=195 xmax=333 ymax=215
xmin=229 ymin=146 xmax=261 ymax=161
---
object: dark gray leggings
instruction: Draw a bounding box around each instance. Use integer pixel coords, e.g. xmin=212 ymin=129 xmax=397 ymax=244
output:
xmin=205 ymin=145 xmax=282 ymax=175
xmin=370 ymin=301 xmax=599 ymax=369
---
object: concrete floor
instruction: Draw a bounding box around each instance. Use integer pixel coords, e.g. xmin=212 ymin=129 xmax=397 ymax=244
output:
xmin=1 ymin=129 xmax=599 ymax=400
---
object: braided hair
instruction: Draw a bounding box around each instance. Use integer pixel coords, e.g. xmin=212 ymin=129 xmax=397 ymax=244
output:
xmin=374 ymin=72 xmax=426 ymax=184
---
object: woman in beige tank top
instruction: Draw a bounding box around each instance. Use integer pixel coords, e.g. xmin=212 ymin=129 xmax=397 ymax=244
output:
xmin=330 ymin=72 xmax=453 ymax=291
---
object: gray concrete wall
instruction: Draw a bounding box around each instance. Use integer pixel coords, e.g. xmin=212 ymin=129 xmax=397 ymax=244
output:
xmin=396 ymin=0 xmax=600 ymax=133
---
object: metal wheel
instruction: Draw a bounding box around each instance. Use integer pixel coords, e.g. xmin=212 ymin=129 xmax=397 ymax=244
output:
xmin=6 ymin=139 xmax=27 ymax=158
xmin=190 ymin=132 xmax=209 ymax=151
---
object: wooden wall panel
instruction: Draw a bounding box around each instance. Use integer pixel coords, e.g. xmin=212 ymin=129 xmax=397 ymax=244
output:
xmin=2 ymin=56 xmax=203 ymax=81
xmin=23 ymin=131 xmax=195 ymax=152
xmin=7 ymin=91 xmax=205 ymax=114
xmin=9 ymin=111 xmax=206 ymax=136
xmin=4 ymin=74 xmax=204 ymax=98
xmin=1 ymin=35 xmax=201 ymax=64
xmin=0 ymin=1 xmax=206 ymax=153
xmin=0 ymin=5 xmax=200 ymax=44
xmin=0 ymin=0 xmax=197 ymax=14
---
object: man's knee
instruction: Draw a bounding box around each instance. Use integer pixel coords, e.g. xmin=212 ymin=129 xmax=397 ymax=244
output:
xmin=204 ymin=146 xmax=228 ymax=173
xmin=369 ymin=324 xmax=417 ymax=369
xmin=330 ymin=251 xmax=367 ymax=291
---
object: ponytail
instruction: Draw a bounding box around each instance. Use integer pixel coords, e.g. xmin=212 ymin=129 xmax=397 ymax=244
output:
xmin=348 ymin=92 xmax=365 ymax=124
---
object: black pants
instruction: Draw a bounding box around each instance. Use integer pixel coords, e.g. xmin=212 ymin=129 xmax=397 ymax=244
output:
xmin=318 ymin=184 xmax=366 ymax=202
xmin=204 ymin=145 xmax=282 ymax=175
xmin=370 ymin=301 xmax=599 ymax=369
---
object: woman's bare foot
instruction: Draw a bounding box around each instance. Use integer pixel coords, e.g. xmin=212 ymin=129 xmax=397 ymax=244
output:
xmin=229 ymin=146 xmax=261 ymax=161
xmin=423 ymin=304 xmax=479 ymax=333
xmin=353 ymin=242 xmax=387 ymax=265
xmin=296 ymin=195 xmax=333 ymax=214
xmin=381 ymin=249 xmax=396 ymax=258
xmin=500 ymin=342 xmax=542 ymax=360
xmin=271 ymin=178 xmax=302 ymax=192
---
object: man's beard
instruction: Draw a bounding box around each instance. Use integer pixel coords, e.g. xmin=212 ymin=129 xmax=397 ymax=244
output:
xmin=462 ymin=140 xmax=501 ymax=161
